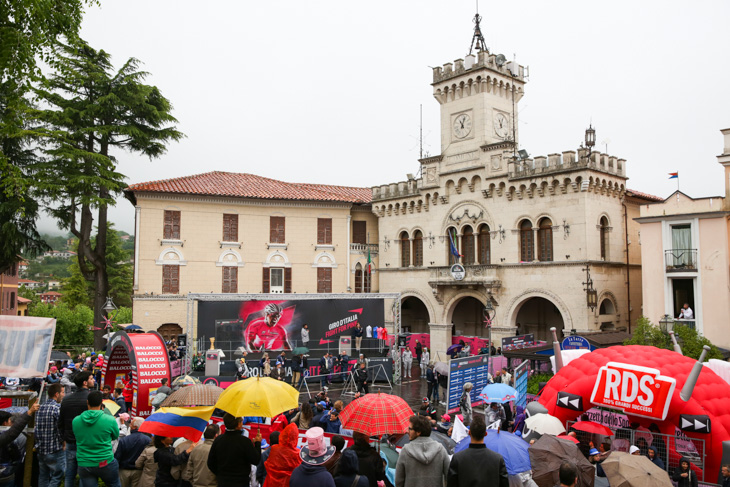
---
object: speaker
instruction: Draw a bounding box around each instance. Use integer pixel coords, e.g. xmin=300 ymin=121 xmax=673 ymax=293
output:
xmin=177 ymin=334 xmax=187 ymax=347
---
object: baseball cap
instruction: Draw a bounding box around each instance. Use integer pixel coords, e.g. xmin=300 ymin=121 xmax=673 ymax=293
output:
xmin=317 ymin=401 xmax=327 ymax=408
xmin=589 ymin=448 xmax=600 ymax=456
xmin=422 ymin=397 xmax=429 ymax=403
xmin=629 ymin=445 xmax=640 ymax=454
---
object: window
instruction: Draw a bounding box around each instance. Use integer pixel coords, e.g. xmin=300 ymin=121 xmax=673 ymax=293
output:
xmin=352 ymin=221 xmax=367 ymax=244
xmin=462 ymin=226 xmax=475 ymax=265
xmin=263 ymin=268 xmax=291 ymax=293
xmin=162 ymin=265 xmax=179 ymax=294
xmin=223 ymin=214 xmax=238 ymax=242
xmin=355 ymin=264 xmax=363 ymax=293
xmin=478 ymin=224 xmax=491 ymax=264
xmin=317 ymin=218 xmax=332 ymax=245
xmin=447 ymin=227 xmax=459 ymax=265
xmin=317 ymin=267 xmax=332 ymax=293
xmin=537 ymin=218 xmax=553 ymax=262
xmin=600 ymin=217 xmax=609 ymax=260
xmin=400 ymin=231 xmax=410 ymax=267
xmin=222 ymin=266 xmax=237 ymax=293
xmin=671 ymin=225 xmax=692 ymax=266
xmin=270 ymin=216 xmax=285 ymax=244
xmin=163 ymin=210 xmax=180 ymax=239
xmin=519 ymin=220 xmax=534 ymax=262
xmin=413 ymin=231 xmax=423 ymax=267
xmin=9 ymin=292 xmax=14 ymax=310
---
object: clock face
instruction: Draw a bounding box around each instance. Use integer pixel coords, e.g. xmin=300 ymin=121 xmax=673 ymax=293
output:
xmin=453 ymin=113 xmax=472 ymax=139
xmin=494 ymin=112 xmax=509 ymax=138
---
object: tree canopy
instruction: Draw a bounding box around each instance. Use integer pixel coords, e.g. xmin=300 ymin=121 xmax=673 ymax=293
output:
xmin=624 ymin=316 xmax=722 ymax=361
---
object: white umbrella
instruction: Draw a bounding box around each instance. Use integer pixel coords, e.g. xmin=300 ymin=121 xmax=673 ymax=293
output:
xmin=524 ymin=413 xmax=566 ymax=436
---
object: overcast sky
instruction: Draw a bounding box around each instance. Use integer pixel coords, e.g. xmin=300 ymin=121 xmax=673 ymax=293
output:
xmin=37 ymin=0 xmax=730 ymax=235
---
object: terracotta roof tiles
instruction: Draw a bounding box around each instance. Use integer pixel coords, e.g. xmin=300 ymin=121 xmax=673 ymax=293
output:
xmin=625 ymin=188 xmax=663 ymax=202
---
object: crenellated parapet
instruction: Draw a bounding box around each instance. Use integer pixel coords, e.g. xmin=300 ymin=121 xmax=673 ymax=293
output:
xmin=508 ymin=147 xmax=626 ymax=180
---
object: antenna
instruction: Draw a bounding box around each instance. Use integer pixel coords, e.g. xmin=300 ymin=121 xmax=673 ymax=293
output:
xmin=469 ymin=9 xmax=488 ymax=55
xmin=420 ymin=104 xmax=423 ymax=160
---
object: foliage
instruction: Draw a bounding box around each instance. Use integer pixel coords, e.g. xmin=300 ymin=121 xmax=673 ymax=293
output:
xmin=624 ymin=316 xmax=721 ymax=361
xmin=114 ymin=307 xmax=133 ymax=325
xmin=18 ymin=284 xmax=39 ymax=308
xmin=26 ymin=257 xmax=72 ymax=280
xmin=29 ymin=302 xmax=93 ymax=346
xmin=527 ymin=372 xmax=554 ymax=395
xmin=40 ymin=233 xmax=72 ymax=251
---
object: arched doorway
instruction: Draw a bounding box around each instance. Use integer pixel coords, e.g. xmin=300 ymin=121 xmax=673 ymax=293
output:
xmin=514 ymin=297 xmax=564 ymax=342
xmin=451 ymin=296 xmax=484 ymax=337
xmin=401 ymin=297 xmax=430 ymax=334
xmin=157 ymin=323 xmax=183 ymax=343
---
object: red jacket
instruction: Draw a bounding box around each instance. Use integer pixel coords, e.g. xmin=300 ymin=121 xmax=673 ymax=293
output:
xmin=122 ymin=378 xmax=134 ymax=402
xmin=263 ymin=423 xmax=301 ymax=487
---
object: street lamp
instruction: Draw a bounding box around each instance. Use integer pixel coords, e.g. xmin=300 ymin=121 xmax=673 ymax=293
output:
xmin=585 ymin=125 xmax=596 ymax=150
xmin=102 ymin=297 xmax=117 ymax=313
xmin=659 ymin=314 xmax=674 ymax=333
xmin=483 ymin=298 xmax=496 ymax=378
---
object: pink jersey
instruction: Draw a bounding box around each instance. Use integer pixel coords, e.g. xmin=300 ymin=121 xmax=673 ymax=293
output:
xmin=244 ymin=318 xmax=289 ymax=351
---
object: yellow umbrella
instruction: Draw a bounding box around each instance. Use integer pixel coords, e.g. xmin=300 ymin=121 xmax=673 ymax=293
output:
xmin=214 ymin=376 xmax=299 ymax=418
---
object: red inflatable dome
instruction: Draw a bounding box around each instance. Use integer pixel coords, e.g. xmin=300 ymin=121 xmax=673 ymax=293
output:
xmin=538 ymin=345 xmax=730 ymax=480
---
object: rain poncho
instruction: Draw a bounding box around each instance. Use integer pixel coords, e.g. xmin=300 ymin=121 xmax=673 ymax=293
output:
xmin=264 ymin=423 xmax=302 ymax=487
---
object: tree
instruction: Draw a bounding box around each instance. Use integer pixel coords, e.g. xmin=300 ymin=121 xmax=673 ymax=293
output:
xmin=29 ymin=302 xmax=93 ymax=346
xmin=624 ymin=316 xmax=721 ymax=361
xmin=35 ymin=40 xmax=183 ymax=349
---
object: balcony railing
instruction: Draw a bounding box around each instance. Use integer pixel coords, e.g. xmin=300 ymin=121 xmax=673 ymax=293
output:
xmin=665 ymin=249 xmax=697 ymax=272
xmin=349 ymin=243 xmax=379 ymax=254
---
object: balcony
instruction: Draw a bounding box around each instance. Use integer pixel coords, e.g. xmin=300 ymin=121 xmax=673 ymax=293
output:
xmin=428 ymin=265 xmax=501 ymax=289
xmin=665 ymin=249 xmax=697 ymax=272
xmin=350 ymin=243 xmax=379 ymax=255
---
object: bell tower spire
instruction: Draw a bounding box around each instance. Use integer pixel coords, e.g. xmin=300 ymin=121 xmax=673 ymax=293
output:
xmin=468 ymin=9 xmax=488 ymax=54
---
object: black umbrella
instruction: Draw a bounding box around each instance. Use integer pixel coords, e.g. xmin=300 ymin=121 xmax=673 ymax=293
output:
xmin=50 ymin=351 xmax=70 ymax=361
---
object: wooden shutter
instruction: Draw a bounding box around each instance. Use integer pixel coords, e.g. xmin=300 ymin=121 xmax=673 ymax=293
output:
xmin=222 ymin=267 xmax=237 ymax=293
xmin=400 ymin=234 xmax=410 ymax=267
xmin=163 ymin=265 xmax=179 ymax=294
xmin=352 ymin=221 xmax=366 ymax=244
xmin=164 ymin=210 xmax=181 ymax=239
xmin=317 ymin=268 xmax=332 ymax=293
xmin=355 ymin=269 xmax=362 ymax=293
xmin=262 ymin=268 xmax=270 ymax=293
xmin=479 ymin=226 xmax=491 ymax=264
xmin=413 ymin=235 xmax=423 ymax=266
xmin=223 ymin=214 xmax=238 ymax=242
xmin=538 ymin=220 xmax=553 ymax=262
xmin=317 ymin=218 xmax=332 ymax=245
xmin=284 ymin=268 xmax=292 ymax=293
xmin=270 ymin=216 xmax=285 ymax=243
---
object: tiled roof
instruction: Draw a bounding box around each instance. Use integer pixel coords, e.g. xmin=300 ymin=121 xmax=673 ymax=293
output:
xmin=626 ymin=189 xmax=663 ymax=202
xmin=126 ymin=171 xmax=372 ymax=204
xmin=40 ymin=291 xmax=62 ymax=296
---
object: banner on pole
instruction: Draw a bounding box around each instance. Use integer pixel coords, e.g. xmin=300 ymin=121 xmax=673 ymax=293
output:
xmin=0 ymin=316 xmax=56 ymax=377
xmin=513 ymin=360 xmax=529 ymax=409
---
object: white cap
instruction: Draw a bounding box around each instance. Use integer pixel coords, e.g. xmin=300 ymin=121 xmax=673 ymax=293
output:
xmin=629 ymin=445 xmax=640 ymax=454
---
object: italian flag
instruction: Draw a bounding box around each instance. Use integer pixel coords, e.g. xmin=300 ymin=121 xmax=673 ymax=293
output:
xmin=367 ymin=247 xmax=373 ymax=273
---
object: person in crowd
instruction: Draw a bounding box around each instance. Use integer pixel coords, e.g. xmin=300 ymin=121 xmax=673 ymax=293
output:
xmin=333 ymin=449 xmax=368 ymax=487
xmin=113 ymin=387 xmax=127 ymax=415
xmin=157 ymin=378 xmax=173 ymax=397
xmin=588 ymin=448 xmax=609 ymax=487
xmin=323 ymin=435 xmax=345 ymax=477
xmin=437 ymin=372 xmax=448 ymax=406
xmin=426 ymin=365 xmax=438 ymax=403
xmin=136 ymin=439 xmax=159 ymax=487
xmin=672 ymin=456 xmax=698 ymax=487
xmin=207 ymin=413 xmax=262 ymax=487
xmin=153 ymin=435 xmax=194 ymax=487
xmin=60 ymin=365 xmax=76 ymax=393
xmin=291 ymin=353 xmax=302 ymax=387
xmin=415 ymin=341 xmax=422 ymax=365
xmin=101 ymin=384 xmax=112 ymax=400
xmin=337 ymin=350 xmax=350 ymax=374
xmin=556 ymin=462 xmax=578 ymax=487
xmin=115 ymin=417 xmax=150 ymax=487
xmin=350 ymin=432 xmax=386 ymax=487
xmin=272 ymin=363 xmax=286 ymax=381
xmin=355 ymin=362 xmax=369 ymax=395
xmin=721 ymin=465 xmax=730 ymax=487
xmin=402 ymin=348 xmax=413 ymax=379
xmin=496 ymin=347 xmax=502 ymax=355
xmin=420 ymin=348 xmax=430 ymax=378
xmin=236 ymin=354 xmax=249 ymax=381
xmin=645 ymin=445 xmax=664 ymax=470
xmin=490 ymin=344 xmax=497 ymax=357
xmin=0 ymin=402 xmax=38 ymax=487
xmin=678 ymin=302 xmax=694 ymax=320
xmin=264 ymin=356 xmax=272 ymax=377
xmin=256 ymin=431 xmax=280 ymax=486
xmin=46 ymin=366 xmax=61 ymax=384
xmin=72 ymin=390 xmax=120 ymax=487
xmin=459 ymin=383 xmax=473 ymax=426
xmin=396 ymin=415 xmax=449 ymax=487
xmin=418 ymin=398 xmax=437 ymax=425
xmin=629 ymin=445 xmax=640 ymax=455
xmin=186 ymin=424 xmax=219 ymax=487
xmin=58 ymin=370 xmax=95 ymax=487
xmin=290 ymin=427 xmax=335 ymax=487
xmin=312 ymin=402 xmax=327 ymax=427
xmin=320 ymin=409 xmax=342 ymax=434
xmin=301 ymin=324 xmax=310 ymax=349
xmin=356 ymin=353 xmax=368 ymax=369
xmin=264 ymin=423 xmax=302 ymax=487
xmin=648 ymin=423 xmax=667 ymax=464
xmin=353 ymin=323 xmax=364 ymax=352
xmin=435 ymin=414 xmax=452 ymax=436
xmin=122 ymin=372 xmax=134 ymax=411
xmin=501 ymin=403 xmax=513 ymax=432
xmin=276 ymin=351 xmax=287 ymax=367
xmin=299 ymin=354 xmax=309 ymax=388
xmin=447 ymin=415 xmax=508 ymax=487
xmin=292 ymin=402 xmax=314 ymax=430
xmin=35 ymin=383 xmax=65 ymax=487
xmin=501 ymin=368 xmax=512 ymax=386
xmin=512 ymin=405 xmax=526 ymax=434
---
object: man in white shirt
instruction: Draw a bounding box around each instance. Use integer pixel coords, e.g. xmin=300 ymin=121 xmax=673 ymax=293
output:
xmin=678 ymin=303 xmax=694 ymax=320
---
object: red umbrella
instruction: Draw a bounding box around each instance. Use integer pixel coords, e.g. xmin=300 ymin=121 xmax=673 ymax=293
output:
xmin=571 ymin=420 xmax=613 ymax=437
xmin=556 ymin=434 xmax=580 ymax=444
xmin=340 ymin=393 xmax=412 ymax=436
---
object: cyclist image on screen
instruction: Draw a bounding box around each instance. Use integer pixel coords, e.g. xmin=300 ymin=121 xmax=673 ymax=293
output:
xmin=243 ymin=303 xmax=292 ymax=352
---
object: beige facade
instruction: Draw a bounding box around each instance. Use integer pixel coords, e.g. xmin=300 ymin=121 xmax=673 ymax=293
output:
xmin=636 ymin=128 xmax=730 ymax=349
xmin=372 ymin=49 xmax=658 ymax=357
xmin=125 ymin=178 xmax=378 ymax=336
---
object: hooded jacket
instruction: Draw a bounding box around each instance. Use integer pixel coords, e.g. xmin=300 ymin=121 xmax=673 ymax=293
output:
xmin=512 ymin=405 xmax=526 ymax=433
xmin=334 ymin=449 xmax=369 ymax=487
xmin=647 ymin=445 xmax=665 ymax=470
xmin=395 ymin=435 xmax=450 ymax=487
xmin=72 ymin=409 xmax=119 ymax=467
xmin=290 ymin=461 xmax=335 ymax=487
xmin=264 ymin=424 xmax=302 ymax=487
xmin=672 ymin=456 xmax=698 ymax=487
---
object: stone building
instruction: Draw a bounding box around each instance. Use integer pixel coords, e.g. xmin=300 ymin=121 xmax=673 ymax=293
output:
xmin=124 ymin=172 xmax=378 ymax=336
xmin=371 ymin=43 xmax=660 ymax=355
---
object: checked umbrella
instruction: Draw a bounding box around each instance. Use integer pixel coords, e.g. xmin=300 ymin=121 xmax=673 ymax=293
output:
xmin=339 ymin=393 xmax=412 ymax=436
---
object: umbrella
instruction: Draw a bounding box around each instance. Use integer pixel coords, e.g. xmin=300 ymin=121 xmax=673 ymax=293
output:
xmin=160 ymin=384 xmax=224 ymax=407
xmin=446 ymin=344 xmax=463 ymax=354
xmin=524 ymin=413 xmax=566 ymax=436
xmin=50 ymin=351 xmax=70 ymax=362
xmin=479 ymin=383 xmax=518 ymax=404
xmin=529 ymin=434 xmax=595 ymax=487
xmin=556 ymin=434 xmax=580 ymax=444
xmin=433 ymin=362 xmax=449 ymax=376
xmin=123 ymin=324 xmax=143 ymax=330
xmin=292 ymin=347 xmax=309 ymax=355
xmin=172 ymin=375 xmax=201 ymax=388
xmin=215 ymin=376 xmax=299 ymax=418
xmin=339 ymin=393 xmax=412 ymax=436
xmin=570 ymin=420 xmax=614 ymax=437
xmin=601 ymin=451 xmax=673 ymax=487
xmin=455 ymin=429 xmax=531 ymax=475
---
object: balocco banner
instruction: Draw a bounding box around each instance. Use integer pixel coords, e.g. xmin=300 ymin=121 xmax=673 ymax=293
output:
xmin=101 ymin=331 xmax=171 ymax=417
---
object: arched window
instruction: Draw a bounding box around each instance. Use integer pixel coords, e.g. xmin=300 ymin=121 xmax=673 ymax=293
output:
xmin=446 ymin=226 xmax=459 ymax=265
xmin=355 ymin=263 xmax=363 ymax=293
xmin=413 ymin=230 xmax=424 ymax=267
xmin=538 ymin=218 xmax=553 ymax=262
xmin=400 ymin=231 xmax=410 ymax=267
xmin=461 ymin=226 xmax=475 ymax=265
xmin=478 ymin=224 xmax=491 ymax=264
xmin=519 ymin=220 xmax=534 ymax=262
xmin=600 ymin=216 xmax=609 ymax=260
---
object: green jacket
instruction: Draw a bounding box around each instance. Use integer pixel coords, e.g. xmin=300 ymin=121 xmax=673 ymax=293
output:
xmin=72 ymin=409 xmax=119 ymax=467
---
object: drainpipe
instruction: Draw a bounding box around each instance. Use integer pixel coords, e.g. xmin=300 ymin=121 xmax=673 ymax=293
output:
xmin=346 ymin=215 xmax=352 ymax=291
xmin=622 ymin=202 xmax=631 ymax=334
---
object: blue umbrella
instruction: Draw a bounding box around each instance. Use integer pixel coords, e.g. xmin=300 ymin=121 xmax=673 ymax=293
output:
xmin=124 ymin=324 xmax=142 ymax=330
xmin=455 ymin=430 xmax=531 ymax=475
xmin=479 ymin=383 xmax=518 ymax=404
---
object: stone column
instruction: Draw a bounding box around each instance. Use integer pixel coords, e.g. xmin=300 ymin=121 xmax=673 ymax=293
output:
xmin=428 ymin=323 xmax=452 ymax=363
